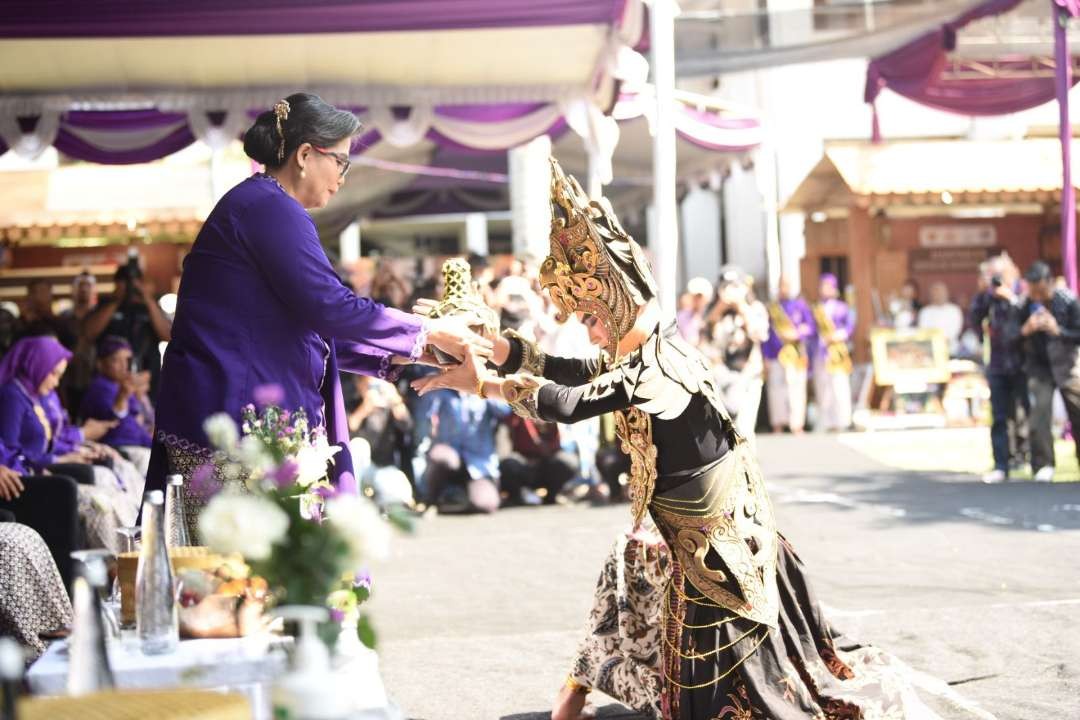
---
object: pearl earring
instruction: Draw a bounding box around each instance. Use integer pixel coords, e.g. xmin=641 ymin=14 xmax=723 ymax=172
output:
xmin=300 ymin=169 xmax=306 ymax=179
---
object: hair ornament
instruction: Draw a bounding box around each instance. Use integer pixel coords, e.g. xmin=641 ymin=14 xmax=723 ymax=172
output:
xmin=273 ymin=99 xmax=291 ymax=161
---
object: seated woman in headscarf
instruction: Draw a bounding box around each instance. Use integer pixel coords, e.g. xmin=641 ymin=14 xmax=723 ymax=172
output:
xmin=79 ymin=335 xmax=154 ymax=476
xmin=0 ymin=336 xmax=139 ymax=551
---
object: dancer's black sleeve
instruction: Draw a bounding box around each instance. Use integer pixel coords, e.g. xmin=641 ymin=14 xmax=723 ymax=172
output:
xmin=535 ymin=368 xmax=634 ymax=424
xmin=497 ymin=336 xmax=603 ymax=386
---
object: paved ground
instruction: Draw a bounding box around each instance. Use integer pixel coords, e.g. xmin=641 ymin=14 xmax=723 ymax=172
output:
xmin=368 ymin=432 xmax=1080 ymax=720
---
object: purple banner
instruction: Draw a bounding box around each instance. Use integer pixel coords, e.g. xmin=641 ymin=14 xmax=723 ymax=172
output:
xmin=0 ymin=0 xmax=630 ymax=38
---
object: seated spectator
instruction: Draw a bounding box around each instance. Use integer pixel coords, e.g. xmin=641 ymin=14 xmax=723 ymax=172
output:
xmin=499 ymin=415 xmax=578 ymax=506
xmin=348 ymin=376 xmax=415 ymax=508
xmin=422 ymin=390 xmax=509 ymax=514
xmin=0 ymin=442 xmax=81 ymax=590
xmin=0 ymin=519 xmax=73 ymax=661
xmin=0 ymin=302 xmax=19 ymax=356
xmin=78 ymin=336 xmax=154 ymax=476
xmin=0 ymin=337 xmax=141 ymax=549
xmin=918 ymin=281 xmax=965 ymax=355
xmin=890 ymin=279 xmax=921 ymax=329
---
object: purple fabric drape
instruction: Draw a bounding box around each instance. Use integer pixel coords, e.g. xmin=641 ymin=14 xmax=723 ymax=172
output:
xmin=53 ymin=125 xmax=196 ymax=165
xmin=0 ymin=0 xmax=631 ymax=37
xmin=1057 ymin=1 xmax=1079 ymax=291
xmin=320 ymin=339 xmax=356 ymax=494
xmin=864 ymin=0 xmax=1026 ymax=139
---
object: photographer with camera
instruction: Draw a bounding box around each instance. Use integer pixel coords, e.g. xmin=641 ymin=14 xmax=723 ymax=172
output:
xmin=970 ymin=253 xmax=1027 ymax=483
xmin=1020 ymin=261 xmax=1080 ymax=483
xmin=82 ymin=254 xmax=172 ymax=396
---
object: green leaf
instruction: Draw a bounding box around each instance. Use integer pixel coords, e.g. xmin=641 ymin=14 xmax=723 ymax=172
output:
xmin=356 ymin=613 xmax=377 ymax=650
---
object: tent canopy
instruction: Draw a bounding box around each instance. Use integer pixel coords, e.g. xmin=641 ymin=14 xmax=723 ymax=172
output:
xmin=0 ymin=0 xmax=646 ymax=163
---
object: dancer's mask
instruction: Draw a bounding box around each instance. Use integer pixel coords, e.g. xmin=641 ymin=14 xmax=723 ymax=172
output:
xmin=540 ymin=158 xmax=658 ymax=358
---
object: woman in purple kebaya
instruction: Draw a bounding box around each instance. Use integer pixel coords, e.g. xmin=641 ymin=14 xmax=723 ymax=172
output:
xmin=148 ymin=93 xmax=489 ymax=532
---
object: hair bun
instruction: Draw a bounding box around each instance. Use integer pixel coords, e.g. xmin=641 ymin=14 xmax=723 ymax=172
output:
xmin=242 ymin=111 xmax=281 ymax=167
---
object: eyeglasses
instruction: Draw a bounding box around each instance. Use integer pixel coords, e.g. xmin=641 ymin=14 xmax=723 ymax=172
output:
xmin=311 ymin=146 xmax=351 ymax=178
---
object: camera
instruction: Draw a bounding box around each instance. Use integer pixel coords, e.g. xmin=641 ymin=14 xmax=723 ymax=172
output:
xmin=114 ymin=252 xmax=143 ymax=303
xmin=990 ymin=274 xmax=1003 ymax=289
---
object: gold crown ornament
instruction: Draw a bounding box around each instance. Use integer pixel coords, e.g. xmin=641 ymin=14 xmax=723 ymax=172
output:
xmin=540 ymin=158 xmax=657 ymax=359
xmin=425 ymin=258 xmax=500 ymax=364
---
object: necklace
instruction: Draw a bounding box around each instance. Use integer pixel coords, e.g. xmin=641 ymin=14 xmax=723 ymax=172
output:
xmin=254 ymin=172 xmax=286 ymax=193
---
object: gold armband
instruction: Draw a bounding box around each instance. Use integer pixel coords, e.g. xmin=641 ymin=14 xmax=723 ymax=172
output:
xmin=503 ymin=328 xmax=546 ymax=377
xmin=501 ymin=374 xmax=546 ymax=420
xmin=564 ymin=675 xmax=590 ymax=694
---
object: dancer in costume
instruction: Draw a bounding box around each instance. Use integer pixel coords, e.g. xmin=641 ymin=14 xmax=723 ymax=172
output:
xmin=413 ymin=160 xmax=991 ymax=720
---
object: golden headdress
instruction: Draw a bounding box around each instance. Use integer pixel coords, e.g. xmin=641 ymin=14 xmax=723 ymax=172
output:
xmin=540 ymin=158 xmax=657 ymax=358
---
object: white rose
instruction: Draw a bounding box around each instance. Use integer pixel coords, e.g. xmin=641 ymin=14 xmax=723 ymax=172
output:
xmin=203 ymin=413 xmax=239 ymax=451
xmin=294 ymin=435 xmax=341 ymax=488
xmin=325 ymin=494 xmax=390 ymax=569
xmin=236 ymin=434 xmax=272 ymax=474
xmin=198 ymin=492 xmax=289 ymax=561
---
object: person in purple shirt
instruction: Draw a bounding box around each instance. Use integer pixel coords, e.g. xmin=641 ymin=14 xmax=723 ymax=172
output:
xmin=763 ymin=274 xmax=815 ymax=434
xmin=0 ymin=339 xmax=103 ymax=590
xmin=808 ymin=274 xmax=855 ymax=432
xmin=147 ymin=93 xmax=488 ymax=528
xmin=79 ymin=335 xmax=154 ymax=475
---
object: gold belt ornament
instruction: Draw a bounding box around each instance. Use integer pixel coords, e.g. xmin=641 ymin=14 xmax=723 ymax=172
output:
xmin=615 ymin=406 xmax=658 ymax=528
xmin=768 ymin=302 xmax=808 ymax=370
xmin=650 ymin=445 xmax=779 ymax=629
xmin=776 ymin=343 xmax=807 ymax=370
xmin=812 ymin=302 xmax=853 ymax=374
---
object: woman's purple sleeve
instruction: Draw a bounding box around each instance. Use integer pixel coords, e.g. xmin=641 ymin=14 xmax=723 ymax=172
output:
xmin=242 ymin=196 xmax=424 ymax=359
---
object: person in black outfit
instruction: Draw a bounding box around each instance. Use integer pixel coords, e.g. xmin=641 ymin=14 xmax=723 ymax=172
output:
xmin=82 ymin=261 xmax=172 ymax=398
xmin=970 ymin=256 xmax=1028 ymax=482
xmin=0 ymin=453 xmax=81 ymax=591
xmin=1020 ymin=261 xmax=1080 ymax=482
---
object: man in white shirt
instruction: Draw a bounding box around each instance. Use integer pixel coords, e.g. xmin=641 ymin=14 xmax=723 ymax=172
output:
xmin=918 ymin=281 xmax=964 ymax=355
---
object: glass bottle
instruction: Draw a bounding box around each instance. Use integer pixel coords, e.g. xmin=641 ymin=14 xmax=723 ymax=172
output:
xmin=164 ymin=474 xmax=192 ymax=547
xmin=66 ymin=564 xmax=115 ymax=695
xmin=136 ymin=490 xmax=178 ymax=655
xmin=0 ymin=638 xmax=22 ymax=720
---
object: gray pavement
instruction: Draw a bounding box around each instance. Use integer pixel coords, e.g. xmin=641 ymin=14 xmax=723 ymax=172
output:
xmin=368 ymin=432 xmax=1080 ymax=720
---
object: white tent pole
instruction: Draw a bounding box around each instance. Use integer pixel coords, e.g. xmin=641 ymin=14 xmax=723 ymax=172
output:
xmin=651 ymin=0 xmax=679 ymax=314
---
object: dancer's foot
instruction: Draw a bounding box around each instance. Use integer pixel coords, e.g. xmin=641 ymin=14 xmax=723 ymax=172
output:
xmin=551 ymin=683 xmax=595 ymax=720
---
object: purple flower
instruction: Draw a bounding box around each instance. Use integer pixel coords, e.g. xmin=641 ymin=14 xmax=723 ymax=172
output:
xmin=189 ymin=463 xmax=221 ymax=499
xmin=329 ymin=608 xmax=345 ymax=624
xmin=270 ymin=459 xmax=299 ymax=489
xmin=242 ymin=403 xmax=256 ymax=414
xmin=352 ymin=569 xmax=372 ymax=590
xmin=314 ymin=485 xmax=338 ymax=501
xmin=280 ymin=410 xmax=291 ymax=424
xmin=253 ymin=384 xmax=285 ymax=408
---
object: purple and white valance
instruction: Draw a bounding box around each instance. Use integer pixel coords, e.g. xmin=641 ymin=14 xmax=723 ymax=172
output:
xmin=612 ymin=91 xmax=763 ymax=152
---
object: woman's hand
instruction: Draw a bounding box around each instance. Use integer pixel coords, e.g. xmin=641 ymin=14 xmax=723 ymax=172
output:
xmin=0 ymin=466 xmax=24 ymax=501
xmin=424 ymin=316 xmax=494 ymax=363
xmin=56 ymin=449 xmax=92 ymax=464
xmin=81 ymin=418 xmax=118 ymax=442
xmin=84 ymin=442 xmax=120 ymax=462
xmin=410 ymin=352 xmax=486 ymax=397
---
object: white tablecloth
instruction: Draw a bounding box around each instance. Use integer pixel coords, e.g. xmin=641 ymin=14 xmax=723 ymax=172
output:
xmin=28 ymin=634 xmax=400 ymax=719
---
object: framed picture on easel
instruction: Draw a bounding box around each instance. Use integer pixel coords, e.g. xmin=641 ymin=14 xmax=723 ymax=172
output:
xmin=870 ymin=328 xmax=951 ymax=389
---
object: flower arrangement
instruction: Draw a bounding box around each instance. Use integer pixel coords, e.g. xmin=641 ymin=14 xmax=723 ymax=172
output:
xmin=194 ymin=386 xmax=391 ymax=646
